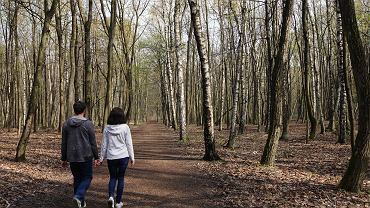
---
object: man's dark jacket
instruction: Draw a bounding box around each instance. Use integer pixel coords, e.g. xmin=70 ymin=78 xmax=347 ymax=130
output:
xmin=61 ymin=116 xmax=99 ymax=162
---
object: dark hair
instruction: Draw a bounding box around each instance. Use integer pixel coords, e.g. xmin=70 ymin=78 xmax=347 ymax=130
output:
xmin=73 ymin=101 xmax=87 ymax=115
xmin=107 ymin=107 xmax=126 ymax=125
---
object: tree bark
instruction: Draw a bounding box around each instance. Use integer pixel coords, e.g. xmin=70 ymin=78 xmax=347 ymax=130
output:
xmin=102 ymin=0 xmax=117 ymax=125
xmin=338 ymin=0 xmax=370 ymax=192
xmin=174 ymin=0 xmax=186 ymax=140
xmin=189 ymin=0 xmax=220 ymax=161
xmin=302 ymin=0 xmax=317 ymax=140
xmin=67 ymin=0 xmax=77 ymax=118
xmin=336 ymin=0 xmax=346 ymax=144
xmin=15 ymin=0 xmax=58 ymax=162
xmin=260 ymin=0 xmax=293 ymax=166
xmin=77 ymin=0 xmax=93 ymax=119
xmin=55 ymin=1 xmax=64 ymax=132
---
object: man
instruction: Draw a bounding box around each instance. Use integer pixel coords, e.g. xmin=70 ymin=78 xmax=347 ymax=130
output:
xmin=61 ymin=101 xmax=99 ymax=208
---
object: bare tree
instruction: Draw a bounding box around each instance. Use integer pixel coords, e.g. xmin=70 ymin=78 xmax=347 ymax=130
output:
xmin=338 ymin=0 xmax=370 ymax=193
xmin=260 ymin=0 xmax=294 ymax=166
xmin=174 ymin=0 xmax=186 ymax=140
xmin=77 ymin=0 xmax=93 ymax=118
xmin=188 ymin=0 xmax=220 ymax=161
xmin=15 ymin=0 xmax=58 ymax=161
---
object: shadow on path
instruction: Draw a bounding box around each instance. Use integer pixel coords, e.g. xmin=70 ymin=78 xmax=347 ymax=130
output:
xmin=14 ymin=122 xmax=213 ymax=208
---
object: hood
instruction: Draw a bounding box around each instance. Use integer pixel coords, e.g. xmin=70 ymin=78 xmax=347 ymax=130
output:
xmin=105 ymin=124 xmax=125 ymax=135
xmin=67 ymin=116 xmax=88 ymax=127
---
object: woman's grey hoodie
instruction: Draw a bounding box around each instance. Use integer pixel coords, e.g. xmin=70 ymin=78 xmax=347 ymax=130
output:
xmin=61 ymin=116 xmax=98 ymax=162
xmin=99 ymin=124 xmax=134 ymax=162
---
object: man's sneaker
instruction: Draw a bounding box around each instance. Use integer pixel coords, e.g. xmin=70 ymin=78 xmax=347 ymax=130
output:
xmin=82 ymin=201 xmax=87 ymax=208
xmin=116 ymin=202 xmax=123 ymax=208
xmin=108 ymin=197 xmax=114 ymax=208
xmin=72 ymin=197 xmax=82 ymax=208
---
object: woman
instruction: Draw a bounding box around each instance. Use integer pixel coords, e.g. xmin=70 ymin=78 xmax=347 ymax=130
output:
xmin=99 ymin=107 xmax=135 ymax=208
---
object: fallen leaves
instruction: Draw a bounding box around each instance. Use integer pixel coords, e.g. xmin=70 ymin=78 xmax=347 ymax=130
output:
xmin=185 ymin=123 xmax=370 ymax=207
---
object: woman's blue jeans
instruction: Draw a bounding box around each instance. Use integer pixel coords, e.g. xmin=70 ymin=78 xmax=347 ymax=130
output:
xmin=107 ymin=157 xmax=129 ymax=203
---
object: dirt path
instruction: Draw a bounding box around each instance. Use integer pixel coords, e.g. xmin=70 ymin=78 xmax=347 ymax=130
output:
xmin=14 ymin=123 xmax=213 ymax=208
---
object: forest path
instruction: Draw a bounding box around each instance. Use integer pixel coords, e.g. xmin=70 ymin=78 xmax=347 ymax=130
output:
xmin=16 ymin=122 xmax=213 ymax=208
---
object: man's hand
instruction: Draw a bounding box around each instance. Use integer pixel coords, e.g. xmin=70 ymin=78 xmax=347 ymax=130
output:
xmin=94 ymin=160 xmax=101 ymax=167
xmin=61 ymin=161 xmax=68 ymax=168
xmin=129 ymin=159 xmax=135 ymax=167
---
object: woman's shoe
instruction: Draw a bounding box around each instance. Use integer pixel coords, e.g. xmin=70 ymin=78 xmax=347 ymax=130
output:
xmin=72 ymin=197 xmax=82 ymax=208
xmin=116 ymin=202 xmax=123 ymax=208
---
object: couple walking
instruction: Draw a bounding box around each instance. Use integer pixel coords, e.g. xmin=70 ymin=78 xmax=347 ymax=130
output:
xmin=61 ymin=101 xmax=135 ymax=208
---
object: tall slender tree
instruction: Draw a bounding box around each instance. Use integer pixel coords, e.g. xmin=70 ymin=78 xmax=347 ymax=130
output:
xmin=77 ymin=0 xmax=93 ymax=118
xmin=15 ymin=0 xmax=59 ymax=161
xmin=101 ymin=0 xmax=118 ymax=125
xmin=260 ymin=0 xmax=294 ymax=166
xmin=188 ymin=0 xmax=220 ymax=161
xmin=335 ymin=0 xmax=346 ymax=144
xmin=174 ymin=0 xmax=186 ymax=140
xmin=302 ymin=0 xmax=317 ymax=140
xmin=338 ymin=0 xmax=370 ymax=193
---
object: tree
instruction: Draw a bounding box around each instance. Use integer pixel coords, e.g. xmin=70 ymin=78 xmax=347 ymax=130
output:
xmin=226 ymin=0 xmax=246 ymax=148
xmin=188 ymin=0 xmax=220 ymax=161
xmin=335 ymin=0 xmax=346 ymax=144
xmin=55 ymin=0 xmax=65 ymax=131
xmin=15 ymin=0 xmax=58 ymax=162
xmin=101 ymin=0 xmax=117 ymax=125
xmin=260 ymin=0 xmax=294 ymax=166
xmin=302 ymin=0 xmax=317 ymax=140
xmin=66 ymin=0 xmax=77 ymax=117
xmin=77 ymin=0 xmax=93 ymax=118
xmin=174 ymin=0 xmax=186 ymax=140
xmin=338 ymin=0 xmax=370 ymax=193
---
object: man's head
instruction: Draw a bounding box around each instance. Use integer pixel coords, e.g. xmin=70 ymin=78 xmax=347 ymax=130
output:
xmin=73 ymin=101 xmax=87 ymax=115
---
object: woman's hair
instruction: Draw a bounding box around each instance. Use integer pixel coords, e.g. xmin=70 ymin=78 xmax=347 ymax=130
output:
xmin=107 ymin=107 xmax=126 ymax=125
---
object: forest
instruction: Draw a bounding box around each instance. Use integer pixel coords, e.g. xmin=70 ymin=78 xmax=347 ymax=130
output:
xmin=0 ymin=0 xmax=369 ymax=207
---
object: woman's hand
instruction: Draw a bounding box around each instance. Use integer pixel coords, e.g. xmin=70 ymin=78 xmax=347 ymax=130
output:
xmin=130 ymin=159 xmax=135 ymax=167
xmin=94 ymin=159 xmax=102 ymax=167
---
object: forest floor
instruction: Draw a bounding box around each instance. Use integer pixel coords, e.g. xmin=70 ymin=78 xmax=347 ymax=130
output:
xmin=0 ymin=122 xmax=369 ymax=208
xmin=184 ymin=123 xmax=370 ymax=207
xmin=0 ymin=122 xmax=214 ymax=208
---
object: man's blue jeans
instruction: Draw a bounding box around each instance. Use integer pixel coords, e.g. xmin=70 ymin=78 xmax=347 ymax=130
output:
xmin=107 ymin=157 xmax=129 ymax=203
xmin=70 ymin=160 xmax=93 ymax=203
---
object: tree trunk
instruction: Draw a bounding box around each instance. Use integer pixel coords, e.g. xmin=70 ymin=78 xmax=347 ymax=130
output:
xmin=325 ymin=0 xmax=335 ymax=132
xmin=302 ymin=0 xmax=317 ymax=140
xmin=174 ymin=0 xmax=186 ymax=140
xmin=77 ymin=0 xmax=93 ymax=119
xmin=260 ymin=0 xmax=293 ymax=166
xmin=189 ymin=0 xmax=220 ymax=161
xmin=343 ymin=41 xmax=355 ymax=153
xmin=280 ymin=61 xmax=290 ymax=141
xmin=238 ymin=0 xmax=247 ymax=135
xmin=55 ymin=1 xmax=64 ymax=132
xmin=338 ymin=0 xmax=370 ymax=192
xmin=67 ymin=0 xmax=77 ymax=118
xmin=217 ymin=0 xmax=225 ymax=131
xmin=336 ymin=0 xmax=346 ymax=144
xmin=102 ymin=0 xmax=117 ymax=125
xmin=264 ymin=0 xmax=273 ymax=133
xmin=15 ymin=0 xmax=58 ymax=162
